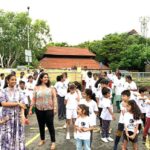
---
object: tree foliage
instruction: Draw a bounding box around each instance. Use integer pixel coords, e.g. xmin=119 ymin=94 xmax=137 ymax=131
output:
xmin=77 ymin=32 xmax=150 ymax=71
xmin=0 ymin=9 xmax=51 ymax=68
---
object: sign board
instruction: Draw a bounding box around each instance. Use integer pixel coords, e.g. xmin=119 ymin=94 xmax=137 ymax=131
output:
xmin=25 ymin=50 xmax=32 ymax=63
xmin=25 ymin=50 xmax=32 ymax=57
xmin=25 ymin=56 xmax=32 ymax=63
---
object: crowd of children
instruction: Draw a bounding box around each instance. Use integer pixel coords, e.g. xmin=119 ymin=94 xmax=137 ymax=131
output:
xmin=0 ymin=69 xmax=150 ymax=150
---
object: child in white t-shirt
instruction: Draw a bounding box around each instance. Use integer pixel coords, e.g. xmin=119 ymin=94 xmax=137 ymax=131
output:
xmin=80 ymin=89 xmax=98 ymax=146
xmin=136 ymin=87 xmax=148 ymax=127
xmin=113 ymin=90 xmax=131 ymax=150
xmin=19 ymin=81 xmax=30 ymax=125
xmin=75 ymin=104 xmax=94 ymax=150
xmin=123 ymin=100 xmax=141 ymax=150
xmin=143 ymin=99 xmax=150 ymax=143
xmin=101 ymin=87 xmax=115 ymax=143
xmin=65 ymin=83 xmax=80 ymax=139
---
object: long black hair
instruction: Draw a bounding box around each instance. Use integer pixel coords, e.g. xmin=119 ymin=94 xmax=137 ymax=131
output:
xmin=127 ymin=100 xmax=141 ymax=120
xmin=78 ymin=104 xmax=89 ymax=116
xmin=36 ymin=73 xmax=51 ymax=87
xmin=3 ymin=74 xmax=16 ymax=89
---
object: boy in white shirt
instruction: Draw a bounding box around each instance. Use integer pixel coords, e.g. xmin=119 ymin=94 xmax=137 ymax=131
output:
xmin=54 ymin=75 xmax=67 ymax=120
xmin=124 ymin=75 xmax=137 ymax=100
xmin=113 ymin=73 xmax=125 ymax=112
xmin=113 ymin=90 xmax=131 ymax=150
xmin=96 ymin=79 xmax=111 ymax=129
xmin=0 ymin=73 xmax=5 ymax=90
xmin=101 ymin=87 xmax=115 ymax=143
xmin=136 ymin=87 xmax=148 ymax=128
xmin=85 ymin=71 xmax=94 ymax=90
xmin=65 ymin=83 xmax=80 ymax=139
xmin=19 ymin=81 xmax=30 ymax=124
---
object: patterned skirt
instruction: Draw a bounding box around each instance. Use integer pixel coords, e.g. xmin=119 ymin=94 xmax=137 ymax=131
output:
xmin=0 ymin=106 xmax=25 ymax=150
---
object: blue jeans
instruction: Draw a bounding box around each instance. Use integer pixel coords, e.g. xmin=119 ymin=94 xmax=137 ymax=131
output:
xmin=76 ymin=138 xmax=91 ymax=150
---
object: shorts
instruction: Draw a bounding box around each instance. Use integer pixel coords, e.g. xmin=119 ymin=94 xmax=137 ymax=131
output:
xmin=66 ymin=109 xmax=77 ymax=119
xmin=123 ymin=131 xmax=138 ymax=143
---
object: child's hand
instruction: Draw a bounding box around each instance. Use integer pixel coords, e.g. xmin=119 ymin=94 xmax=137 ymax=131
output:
xmin=29 ymin=110 xmax=32 ymax=115
xmin=82 ymin=128 xmax=88 ymax=132
xmin=18 ymin=102 xmax=26 ymax=109
xmin=112 ymin=114 xmax=116 ymax=120
xmin=129 ymin=134 xmax=136 ymax=140
xmin=77 ymin=127 xmax=83 ymax=132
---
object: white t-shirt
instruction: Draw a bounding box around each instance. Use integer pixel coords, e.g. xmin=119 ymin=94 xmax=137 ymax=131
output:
xmin=96 ymin=88 xmax=103 ymax=108
xmin=124 ymin=81 xmax=137 ymax=91
xmin=136 ymin=95 xmax=148 ymax=113
xmin=123 ymin=112 xmax=141 ymax=133
xmin=145 ymin=99 xmax=150 ymax=118
xmin=54 ymin=81 xmax=67 ymax=97
xmin=0 ymin=79 xmax=5 ymax=90
xmin=65 ymin=92 xmax=78 ymax=109
xmin=114 ymin=78 xmax=125 ymax=95
xmin=26 ymin=82 xmax=35 ymax=100
xmin=85 ymin=77 xmax=94 ymax=89
xmin=101 ymin=98 xmax=113 ymax=120
xmin=19 ymin=88 xmax=29 ymax=105
xmin=119 ymin=101 xmax=127 ymax=124
xmin=79 ymin=99 xmax=98 ymax=126
xmin=75 ymin=116 xmax=92 ymax=140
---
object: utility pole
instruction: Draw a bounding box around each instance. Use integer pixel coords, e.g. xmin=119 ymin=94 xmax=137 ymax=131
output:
xmin=139 ymin=16 xmax=150 ymax=38
xmin=139 ymin=16 xmax=150 ymax=66
xmin=25 ymin=6 xmax=32 ymax=69
xmin=27 ymin=6 xmax=30 ymax=51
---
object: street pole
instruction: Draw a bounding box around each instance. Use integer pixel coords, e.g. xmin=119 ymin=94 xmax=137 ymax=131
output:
xmin=27 ymin=6 xmax=30 ymax=68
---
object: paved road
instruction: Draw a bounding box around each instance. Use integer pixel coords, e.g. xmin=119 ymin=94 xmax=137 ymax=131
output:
xmin=25 ymin=113 xmax=149 ymax=150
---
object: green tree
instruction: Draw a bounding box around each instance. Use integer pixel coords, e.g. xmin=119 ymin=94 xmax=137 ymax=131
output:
xmin=77 ymin=32 xmax=150 ymax=71
xmin=0 ymin=9 xmax=51 ymax=68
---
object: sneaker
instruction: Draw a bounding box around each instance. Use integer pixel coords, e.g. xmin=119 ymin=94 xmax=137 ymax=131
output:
xmin=107 ymin=137 xmax=114 ymax=142
xmin=66 ymin=132 xmax=70 ymax=139
xmin=101 ymin=138 xmax=108 ymax=143
xmin=74 ymin=132 xmax=77 ymax=139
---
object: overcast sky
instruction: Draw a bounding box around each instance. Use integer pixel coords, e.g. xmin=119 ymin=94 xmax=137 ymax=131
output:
xmin=0 ymin=0 xmax=150 ymax=45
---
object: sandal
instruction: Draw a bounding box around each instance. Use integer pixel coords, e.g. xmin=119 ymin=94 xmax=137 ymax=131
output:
xmin=50 ymin=143 xmax=56 ymax=150
xmin=38 ymin=140 xmax=45 ymax=146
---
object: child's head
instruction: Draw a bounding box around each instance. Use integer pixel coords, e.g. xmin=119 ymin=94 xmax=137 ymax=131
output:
xmin=68 ymin=83 xmax=76 ymax=94
xmin=102 ymin=87 xmax=111 ymax=98
xmin=85 ymin=89 xmax=93 ymax=100
xmin=0 ymin=73 xmax=5 ymax=79
xmin=19 ymin=81 xmax=25 ymax=89
xmin=126 ymin=100 xmax=141 ymax=120
xmin=77 ymin=104 xmax=89 ymax=116
xmin=56 ymin=75 xmax=61 ymax=82
xmin=116 ymin=72 xmax=122 ymax=79
xmin=125 ymin=75 xmax=132 ymax=83
xmin=100 ymin=79 xmax=109 ymax=88
xmin=139 ymin=87 xmax=147 ymax=95
xmin=87 ymin=71 xmax=92 ymax=78
xmin=74 ymin=81 xmax=82 ymax=91
xmin=28 ymin=75 xmax=33 ymax=82
xmin=121 ymin=90 xmax=131 ymax=102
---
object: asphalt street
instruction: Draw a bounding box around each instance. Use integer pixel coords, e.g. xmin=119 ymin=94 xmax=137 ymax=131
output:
xmin=25 ymin=113 xmax=149 ymax=150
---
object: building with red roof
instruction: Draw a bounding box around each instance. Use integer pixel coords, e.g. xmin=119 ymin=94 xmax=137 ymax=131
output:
xmin=39 ymin=47 xmax=109 ymax=70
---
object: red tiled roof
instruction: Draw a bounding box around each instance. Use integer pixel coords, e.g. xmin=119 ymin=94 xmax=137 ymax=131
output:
xmin=45 ymin=47 xmax=95 ymax=57
xmin=39 ymin=58 xmax=109 ymax=70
